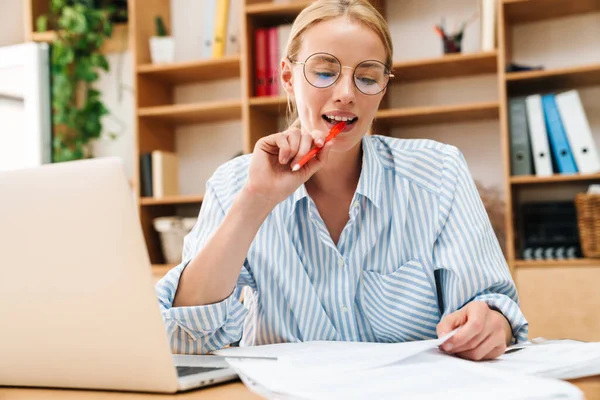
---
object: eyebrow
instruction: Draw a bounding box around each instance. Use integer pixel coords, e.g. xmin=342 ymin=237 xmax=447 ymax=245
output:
xmin=357 ymin=61 xmax=386 ymax=68
xmin=312 ymin=54 xmax=338 ymax=63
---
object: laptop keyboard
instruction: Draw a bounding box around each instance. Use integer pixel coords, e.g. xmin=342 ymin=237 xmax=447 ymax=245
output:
xmin=176 ymin=366 xmax=224 ymax=378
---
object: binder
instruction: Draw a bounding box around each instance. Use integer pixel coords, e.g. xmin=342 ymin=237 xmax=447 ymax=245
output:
xmin=200 ymin=0 xmax=217 ymax=59
xmin=254 ymin=28 xmax=268 ymax=96
xmin=525 ymin=94 xmax=553 ymax=177
xmin=555 ymin=90 xmax=600 ymax=174
xmin=480 ymin=0 xmax=497 ymax=51
xmin=225 ymin=0 xmax=241 ymax=56
xmin=212 ymin=0 xmax=230 ymax=58
xmin=508 ymin=97 xmax=533 ymax=176
xmin=266 ymin=27 xmax=279 ymax=96
xmin=542 ymin=94 xmax=578 ymax=174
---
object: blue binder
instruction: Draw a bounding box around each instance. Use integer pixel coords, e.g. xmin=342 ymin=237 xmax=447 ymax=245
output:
xmin=542 ymin=94 xmax=578 ymax=174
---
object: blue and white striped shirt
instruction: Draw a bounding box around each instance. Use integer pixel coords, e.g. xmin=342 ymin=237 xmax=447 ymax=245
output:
xmin=155 ymin=135 xmax=528 ymax=354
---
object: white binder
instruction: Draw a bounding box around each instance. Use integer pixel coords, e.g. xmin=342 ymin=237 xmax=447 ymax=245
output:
xmin=525 ymin=94 xmax=553 ymax=177
xmin=556 ymin=90 xmax=600 ymax=174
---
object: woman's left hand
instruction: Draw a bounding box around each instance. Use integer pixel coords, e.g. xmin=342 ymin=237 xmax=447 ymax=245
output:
xmin=436 ymin=301 xmax=513 ymax=361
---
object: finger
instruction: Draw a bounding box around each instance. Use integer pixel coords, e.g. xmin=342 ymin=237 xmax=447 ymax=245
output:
xmin=437 ymin=309 xmax=466 ymax=338
xmin=275 ymin=133 xmax=292 ymax=164
xmin=448 ymin=330 xmax=488 ymax=354
xmin=300 ymin=141 xmax=334 ymax=178
xmin=291 ymin=132 xmax=315 ymax=166
xmin=287 ymin=128 xmax=301 ymax=160
xmin=309 ymin=129 xmax=327 ymax=147
xmin=456 ymin=334 xmax=504 ymax=361
xmin=444 ymin=303 xmax=489 ymax=351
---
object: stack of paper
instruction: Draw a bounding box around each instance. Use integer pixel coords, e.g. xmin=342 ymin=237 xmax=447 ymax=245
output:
xmin=483 ymin=339 xmax=600 ymax=380
xmin=213 ymin=332 xmax=586 ymax=400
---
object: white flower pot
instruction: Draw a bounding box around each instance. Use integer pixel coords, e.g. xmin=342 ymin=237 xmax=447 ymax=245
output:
xmin=149 ymin=36 xmax=175 ymax=64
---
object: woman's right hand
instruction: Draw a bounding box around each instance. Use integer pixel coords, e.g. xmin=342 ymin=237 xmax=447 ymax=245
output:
xmin=243 ymin=127 xmax=332 ymax=208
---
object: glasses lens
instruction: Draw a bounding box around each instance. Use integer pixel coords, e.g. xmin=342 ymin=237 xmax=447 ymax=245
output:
xmin=354 ymin=60 xmax=389 ymax=95
xmin=304 ymin=53 xmax=341 ymax=88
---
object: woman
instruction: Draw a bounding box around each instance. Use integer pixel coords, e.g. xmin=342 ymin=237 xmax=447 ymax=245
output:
xmin=156 ymin=0 xmax=528 ymax=361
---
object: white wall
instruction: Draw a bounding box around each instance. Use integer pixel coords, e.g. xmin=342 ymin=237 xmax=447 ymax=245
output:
xmin=0 ymin=0 xmax=24 ymax=47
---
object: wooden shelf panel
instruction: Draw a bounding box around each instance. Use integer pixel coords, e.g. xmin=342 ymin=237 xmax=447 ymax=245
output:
xmin=510 ymin=173 xmax=600 ymax=185
xmin=504 ymin=0 xmax=600 ymax=24
xmin=246 ymin=1 xmax=312 ymax=17
xmin=152 ymin=264 xmax=177 ymax=282
xmin=393 ymin=51 xmax=497 ymax=83
xmin=249 ymin=95 xmax=287 ymax=113
xmin=31 ymin=23 xmax=128 ymax=54
xmin=137 ymin=56 xmax=241 ymax=84
xmin=138 ymin=100 xmax=242 ymax=125
xmin=515 ymin=259 xmax=600 ymax=268
xmin=140 ymin=195 xmax=204 ymax=206
xmin=506 ymin=64 xmax=600 ymax=95
xmin=375 ymin=102 xmax=499 ymax=127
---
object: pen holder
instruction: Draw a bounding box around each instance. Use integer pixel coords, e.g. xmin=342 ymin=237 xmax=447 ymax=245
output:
xmin=442 ymin=32 xmax=463 ymax=54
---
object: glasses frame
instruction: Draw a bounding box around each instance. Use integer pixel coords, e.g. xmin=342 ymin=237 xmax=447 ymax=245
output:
xmin=290 ymin=52 xmax=394 ymax=96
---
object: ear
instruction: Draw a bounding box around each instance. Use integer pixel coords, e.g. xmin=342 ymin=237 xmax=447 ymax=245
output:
xmin=280 ymin=58 xmax=294 ymax=95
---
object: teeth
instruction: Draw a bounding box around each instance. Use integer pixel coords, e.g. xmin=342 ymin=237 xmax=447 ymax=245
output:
xmin=326 ymin=115 xmax=356 ymax=123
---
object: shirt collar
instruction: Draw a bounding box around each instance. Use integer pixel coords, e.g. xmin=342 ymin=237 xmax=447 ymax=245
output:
xmin=286 ymin=136 xmax=383 ymax=217
xmin=287 ymin=183 xmax=309 ymax=217
xmin=356 ymin=136 xmax=383 ymax=208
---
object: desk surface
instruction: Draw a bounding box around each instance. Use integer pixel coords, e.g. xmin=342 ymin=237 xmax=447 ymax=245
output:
xmin=1 ymin=377 xmax=599 ymax=400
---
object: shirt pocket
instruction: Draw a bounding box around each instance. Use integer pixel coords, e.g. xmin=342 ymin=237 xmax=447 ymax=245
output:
xmin=359 ymin=259 xmax=441 ymax=342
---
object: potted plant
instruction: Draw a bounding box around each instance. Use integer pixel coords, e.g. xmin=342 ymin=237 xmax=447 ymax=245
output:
xmin=36 ymin=0 xmax=116 ymax=162
xmin=149 ymin=16 xmax=174 ymax=64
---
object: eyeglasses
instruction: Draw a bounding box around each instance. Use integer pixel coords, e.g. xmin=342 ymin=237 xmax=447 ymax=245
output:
xmin=290 ymin=52 xmax=394 ymax=95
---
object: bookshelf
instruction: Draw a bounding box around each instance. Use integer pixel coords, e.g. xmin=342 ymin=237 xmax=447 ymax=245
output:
xmin=24 ymin=1 xmax=129 ymax=54
xmin=18 ymin=0 xmax=593 ymax=339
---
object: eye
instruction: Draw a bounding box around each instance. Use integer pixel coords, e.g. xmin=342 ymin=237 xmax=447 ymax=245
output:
xmin=357 ymin=76 xmax=377 ymax=85
xmin=314 ymin=71 xmax=336 ymax=78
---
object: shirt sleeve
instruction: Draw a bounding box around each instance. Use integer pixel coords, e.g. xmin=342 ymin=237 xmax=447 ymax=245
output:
xmin=433 ymin=146 xmax=529 ymax=344
xmin=154 ymin=176 xmax=255 ymax=354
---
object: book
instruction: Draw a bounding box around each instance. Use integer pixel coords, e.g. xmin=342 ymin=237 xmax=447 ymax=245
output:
xmin=555 ymin=90 xmax=600 ymax=174
xmin=254 ymin=28 xmax=268 ymax=96
xmin=508 ymin=97 xmax=534 ymax=176
xmin=480 ymin=0 xmax=497 ymax=51
xmin=213 ymin=0 xmax=230 ymax=58
xmin=151 ymin=151 xmax=179 ymax=198
xmin=542 ymin=94 xmax=578 ymax=174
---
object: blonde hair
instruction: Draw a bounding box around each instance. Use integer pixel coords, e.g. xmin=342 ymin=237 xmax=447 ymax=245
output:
xmin=282 ymin=0 xmax=393 ymax=129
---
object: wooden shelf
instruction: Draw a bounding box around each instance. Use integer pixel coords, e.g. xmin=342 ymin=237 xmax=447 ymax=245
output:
xmin=31 ymin=23 xmax=128 ymax=54
xmin=152 ymin=264 xmax=177 ymax=282
xmin=246 ymin=1 xmax=312 ymax=17
xmin=393 ymin=51 xmax=498 ymax=83
xmin=137 ymin=56 xmax=241 ymax=85
xmin=515 ymin=259 xmax=600 ymax=268
xmin=249 ymin=95 xmax=287 ymax=113
xmin=510 ymin=173 xmax=600 ymax=185
xmin=504 ymin=0 xmax=600 ymax=24
xmin=138 ymin=100 xmax=242 ymax=125
xmin=140 ymin=195 xmax=204 ymax=206
xmin=375 ymin=102 xmax=499 ymax=127
xmin=506 ymin=64 xmax=600 ymax=95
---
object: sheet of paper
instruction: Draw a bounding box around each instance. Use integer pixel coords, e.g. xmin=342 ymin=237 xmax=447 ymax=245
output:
xmin=215 ymin=329 xmax=459 ymax=372
xmin=482 ymin=339 xmax=600 ymax=380
xmin=227 ymin=349 xmax=583 ymax=400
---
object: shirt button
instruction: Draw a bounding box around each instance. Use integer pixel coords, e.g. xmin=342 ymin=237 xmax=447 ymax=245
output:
xmin=338 ymin=257 xmax=344 ymax=268
xmin=341 ymin=305 xmax=350 ymax=313
xmin=353 ymin=201 xmax=359 ymax=209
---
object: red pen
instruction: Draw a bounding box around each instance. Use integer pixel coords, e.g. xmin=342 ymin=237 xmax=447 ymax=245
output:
xmin=291 ymin=121 xmax=346 ymax=172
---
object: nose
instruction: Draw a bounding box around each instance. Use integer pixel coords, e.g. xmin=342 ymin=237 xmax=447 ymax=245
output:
xmin=332 ymin=68 xmax=356 ymax=105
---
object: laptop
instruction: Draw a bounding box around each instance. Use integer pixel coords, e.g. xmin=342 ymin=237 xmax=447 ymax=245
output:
xmin=0 ymin=157 xmax=239 ymax=393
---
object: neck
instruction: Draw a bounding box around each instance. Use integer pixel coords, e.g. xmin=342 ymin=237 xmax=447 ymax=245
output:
xmin=306 ymin=138 xmax=363 ymax=198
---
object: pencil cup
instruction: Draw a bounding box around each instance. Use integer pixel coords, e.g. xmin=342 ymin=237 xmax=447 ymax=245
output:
xmin=442 ymin=33 xmax=463 ymax=54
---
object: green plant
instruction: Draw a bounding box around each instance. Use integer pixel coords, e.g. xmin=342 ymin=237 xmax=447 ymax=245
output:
xmin=37 ymin=0 xmax=115 ymax=162
xmin=155 ymin=16 xmax=168 ymax=37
